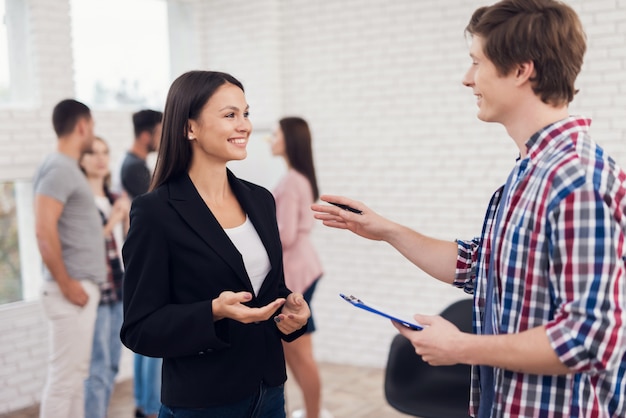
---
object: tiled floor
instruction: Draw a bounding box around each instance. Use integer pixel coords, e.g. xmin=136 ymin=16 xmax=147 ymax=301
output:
xmin=2 ymin=362 xmax=413 ymax=418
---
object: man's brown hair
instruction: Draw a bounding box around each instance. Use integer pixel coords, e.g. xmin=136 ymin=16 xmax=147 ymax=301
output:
xmin=466 ymin=0 xmax=586 ymax=106
xmin=52 ymin=99 xmax=91 ymax=137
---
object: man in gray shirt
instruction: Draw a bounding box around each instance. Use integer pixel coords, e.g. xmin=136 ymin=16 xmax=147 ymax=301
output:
xmin=33 ymin=99 xmax=106 ymax=418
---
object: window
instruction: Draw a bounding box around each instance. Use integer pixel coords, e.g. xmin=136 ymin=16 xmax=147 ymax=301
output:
xmin=70 ymin=0 xmax=171 ymax=109
xmin=0 ymin=182 xmax=22 ymax=303
xmin=0 ymin=180 xmax=40 ymax=304
xmin=0 ymin=0 xmax=35 ymax=106
xmin=0 ymin=1 xmax=9 ymax=103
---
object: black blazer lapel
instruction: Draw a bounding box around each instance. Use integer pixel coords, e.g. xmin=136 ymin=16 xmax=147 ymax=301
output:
xmin=167 ymin=174 xmax=252 ymax=291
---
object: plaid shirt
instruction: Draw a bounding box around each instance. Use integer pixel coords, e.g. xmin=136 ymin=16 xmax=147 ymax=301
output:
xmin=455 ymin=116 xmax=626 ymax=417
xmin=98 ymin=202 xmax=124 ymax=304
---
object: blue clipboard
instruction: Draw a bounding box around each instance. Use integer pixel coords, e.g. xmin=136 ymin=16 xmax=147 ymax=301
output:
xmin=339 ymin=293 xmax=423 ymax=330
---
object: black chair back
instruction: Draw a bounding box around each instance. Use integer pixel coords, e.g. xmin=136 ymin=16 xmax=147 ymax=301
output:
xmin=384 ymin=298 xmax=473 ymax=417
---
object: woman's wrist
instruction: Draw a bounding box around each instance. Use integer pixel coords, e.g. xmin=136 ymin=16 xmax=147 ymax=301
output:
xmin=212 ymin=299 xmax=223 ymax=321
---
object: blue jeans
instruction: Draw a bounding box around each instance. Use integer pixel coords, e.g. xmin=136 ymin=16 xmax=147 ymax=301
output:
xmin=134 ymin=353 xmax=162 ymax=415
xmin=84 ymin=301 xmax=123 ymax=418
xmin=157 ymin=382 xmax=286 ymax=418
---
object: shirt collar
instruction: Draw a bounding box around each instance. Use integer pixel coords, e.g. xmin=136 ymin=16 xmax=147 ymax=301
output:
xmin=524 ymin=116 xmax=592 ymax=161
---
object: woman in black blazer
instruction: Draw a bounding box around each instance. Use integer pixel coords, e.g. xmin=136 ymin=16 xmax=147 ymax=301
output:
xmin=120 ymin=71 xmax=310 ymax=418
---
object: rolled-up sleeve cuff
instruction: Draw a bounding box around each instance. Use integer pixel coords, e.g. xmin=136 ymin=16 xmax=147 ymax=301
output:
xmin=545 ymin=320 xmax=594 ymax=373
xmin=454 ymin=239 xmax=477 ymax=294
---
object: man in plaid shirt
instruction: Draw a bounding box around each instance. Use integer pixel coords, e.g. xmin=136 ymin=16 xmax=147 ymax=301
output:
xmin=312 ymin=0 xmax=626 ymax=416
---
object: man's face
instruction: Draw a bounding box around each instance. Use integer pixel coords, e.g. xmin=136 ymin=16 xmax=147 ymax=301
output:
xmin=462 ymin=36 xmax=518 ymax=125
xmin=80 ymin=116 xmax=95 ymax=153
xmin=148 ymin=122 xmax=162 ymax=153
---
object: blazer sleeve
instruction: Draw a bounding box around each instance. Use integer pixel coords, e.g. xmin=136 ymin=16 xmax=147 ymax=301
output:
xmin=120 ymin=193 xmax=229 ymax=358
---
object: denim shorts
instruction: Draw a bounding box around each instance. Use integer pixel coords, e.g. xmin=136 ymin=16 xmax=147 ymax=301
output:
xmin=303 ymin=278 xmax=320 ymax=333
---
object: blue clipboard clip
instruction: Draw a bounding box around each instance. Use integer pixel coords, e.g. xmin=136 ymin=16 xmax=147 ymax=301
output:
xmin=339 ymin=293 xmax=423 ymax=330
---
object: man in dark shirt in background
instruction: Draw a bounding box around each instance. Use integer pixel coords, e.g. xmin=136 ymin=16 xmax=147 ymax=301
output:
xmin=120 ymin=110 xmax=163 ymax=198
xmin=119 ymin=109 xmax=162 ymax=418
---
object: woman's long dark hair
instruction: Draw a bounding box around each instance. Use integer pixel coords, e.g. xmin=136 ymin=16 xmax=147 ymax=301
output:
xmin=150 ymin=71 xmax=245 ymax=190
xmin=279 ymin=117 xmax=319 ymax=201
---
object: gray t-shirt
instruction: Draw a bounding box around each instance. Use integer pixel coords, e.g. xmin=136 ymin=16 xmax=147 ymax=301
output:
xmin=33 ymin=152 xmax=106 ymax=284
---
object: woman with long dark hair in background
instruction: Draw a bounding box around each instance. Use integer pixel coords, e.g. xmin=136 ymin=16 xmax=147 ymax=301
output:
xmin=270 ymin=117 xmax=328 ymax=418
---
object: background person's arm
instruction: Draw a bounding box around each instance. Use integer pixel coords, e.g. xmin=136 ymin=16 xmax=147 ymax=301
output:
xmin=275 ymin=189 xmax=300 ymax=250
xmin=34 ymin=194 xmax=89 ymax=306
xmin=103 ymin=194 xmax=131 ymax=237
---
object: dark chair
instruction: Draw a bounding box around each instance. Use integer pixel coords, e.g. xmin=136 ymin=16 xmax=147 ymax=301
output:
xmin=384 ymin=298 xmax=474 ymax=418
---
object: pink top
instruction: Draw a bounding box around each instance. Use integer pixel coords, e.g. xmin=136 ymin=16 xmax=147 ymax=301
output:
xmin=273 ymin=169 xmax=323 ymax=294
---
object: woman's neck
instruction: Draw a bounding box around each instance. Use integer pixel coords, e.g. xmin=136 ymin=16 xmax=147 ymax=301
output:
xmin=87 ymin=177 xmax=106 ymax=197
xmin=187 ymin=161 xmax=230 ymax=205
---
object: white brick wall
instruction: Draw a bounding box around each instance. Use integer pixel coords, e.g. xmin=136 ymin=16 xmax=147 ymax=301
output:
xmin=0 ymin=302 xmax=47 ymax=413
xmin=276 ymin=0 xmax=494 ymax=366
xmin=1 ymin=0 xmax=626 ymax=414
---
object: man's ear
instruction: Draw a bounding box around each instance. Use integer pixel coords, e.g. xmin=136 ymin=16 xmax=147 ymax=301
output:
xmin=137 ymin=130 xmax=150 ymax=146
xmin=515 ymin=61 xmax=535 ymax=85
xmin=75 ymin=117 xmax=88 ymax=136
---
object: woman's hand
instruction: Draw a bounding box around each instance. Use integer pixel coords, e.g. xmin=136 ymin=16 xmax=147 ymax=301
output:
xmin=212 ymin=291 xmax=286 ymax=323
xmin=274 ymin=293 xmax=310 ymax=335
xmin=311 ymin=195 xmax=396 ymax=242
xmin=111 ymin=195 xmax=131 ymax=223
xmin=104 ymin=195 xmax=131 ymax=236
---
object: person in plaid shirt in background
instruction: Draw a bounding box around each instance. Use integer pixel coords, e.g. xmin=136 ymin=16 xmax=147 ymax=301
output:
xmin=312 ymin=0 xmax=626 ymax=416
xmin=80 ymin=136 xmax=130 ymax=418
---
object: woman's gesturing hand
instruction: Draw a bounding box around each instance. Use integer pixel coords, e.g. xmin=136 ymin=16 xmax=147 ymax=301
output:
xmin=274 ymin=293 xmax=311 ymax=335
xmin=212 ymin=291 xmax=285 ymax=323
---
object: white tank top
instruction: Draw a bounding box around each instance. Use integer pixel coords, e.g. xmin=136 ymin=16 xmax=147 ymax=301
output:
xmin=94 ymin=195 xmax=125 ymax=269
xmin=224 ymin=216 xmax=271 ymax=295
